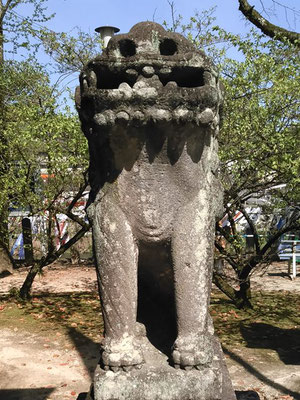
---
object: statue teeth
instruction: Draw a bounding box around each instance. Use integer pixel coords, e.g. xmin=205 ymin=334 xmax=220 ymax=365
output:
xmin=135 ymin=87 xmax=158 ymax=99
xmin=149 ymin=108 xmax=172 ymax=122
xmin=118 ymin=82 xmax=133 ymax=99
xmin=126 ymin=68 xmax=138 ymax=78
xmin=203 ymin=71 xmax=213 ymax=86
xmin=133 ymin=80 xmax=148 ymax=89
xmin=108 ymin=90 xmax=124 ymax=101
xmin=196 ymin=108 xmax=214 ymax=125
xmin=89 ymin=70 xmax=97 ymax=87
xmin=174 ymin=108 xmax=190 ymax=122
xmin=103 ymin=110 xmax=116 ymax=125
xmin=159 ymin=67 xmax=172 ymax=75
xmin=132 ymin=111 xmax=144 ymax=121
xmin=82 ymin=76 xmax=89 ymax=90
xmin=93 ymin=113 xmax=107 ymax=126
xmin=165 ymin=81 xmax=178 ymax=89
xmin=118 ymin=82 xmax=132 ymax=91
xmin=116 ymin=111 xmax=130 ymax=125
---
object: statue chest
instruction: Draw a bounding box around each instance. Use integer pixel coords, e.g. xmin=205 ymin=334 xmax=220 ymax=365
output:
xmin=113 ymin=145 xmax=205 ymax=240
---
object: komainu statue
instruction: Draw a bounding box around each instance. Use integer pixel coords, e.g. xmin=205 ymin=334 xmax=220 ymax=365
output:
xmin=76 ymin=21 xmax=236 ymax=400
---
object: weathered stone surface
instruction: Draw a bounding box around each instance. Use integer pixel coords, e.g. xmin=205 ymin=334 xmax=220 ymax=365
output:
xmin=88 ymin=335 xmax=235 ymax=400
xmin=77 ymin=21 xmax=235 ymax=400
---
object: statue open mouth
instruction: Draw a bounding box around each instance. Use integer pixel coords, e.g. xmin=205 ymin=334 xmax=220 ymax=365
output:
xmin=82 ymin=63 xmax=208 ymax=90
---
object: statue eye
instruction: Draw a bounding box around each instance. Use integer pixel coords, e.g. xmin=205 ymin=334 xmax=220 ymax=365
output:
xmin=159 ymin=39 xmax=177 ymax=56
xmin=119 ymin=39 xmax=136 ymax=57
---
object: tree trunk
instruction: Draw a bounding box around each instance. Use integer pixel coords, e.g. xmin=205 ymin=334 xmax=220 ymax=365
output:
xmin=235 ymin=279 xmax=252 ymax=309
xmin=19 ymin=261 xmax=41 ymax=300
xmin=213 ymin=270 xmax=253 ymax=309
xmin=19 ymin=223 xmax=90 ymax=299
xmin=22 ymin=217 xmax=34 ymax=265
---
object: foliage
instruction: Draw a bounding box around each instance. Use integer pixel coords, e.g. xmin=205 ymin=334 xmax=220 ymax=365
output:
xmin=219 ymin=31 xmax=300 ymax=206
xmin=0 ymin=1 xmax=92 ymax=299
xmin=1 ymin=60 xmax=88 ymax=214
xmin=0 ymin=58 xmax=90 ymax=299
xmin=165 ymin=7 xmax=300 ymax=307
xmin=0 ymin=1 xmax=56 ymax=260
xmin=0 ymin=0 xmax=53 ymax=57
xmin=213 ymin=30 xmax=300 ymax=308
xmin=37 ymin=27 xmax=102 ymax=74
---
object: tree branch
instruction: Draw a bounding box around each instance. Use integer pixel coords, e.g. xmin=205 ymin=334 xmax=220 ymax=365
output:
xmin=215 ymin=240 xmax=239 ymax=270
xmin=238 ymin=0 xmax=300 ymax=47
xmin=0 ymin=0 xmax=16 ymax=23
xmin=42 ymin=223 xmax=90 ymax=267
xmin=260 ymin=223 xmax=300 ymax=256
xmin=238 ymin=203 xmax=261 ymax=253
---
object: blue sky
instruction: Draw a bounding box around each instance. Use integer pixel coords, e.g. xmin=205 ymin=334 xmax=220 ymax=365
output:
xmin=44 ymin=0 xmax=299 ymax=37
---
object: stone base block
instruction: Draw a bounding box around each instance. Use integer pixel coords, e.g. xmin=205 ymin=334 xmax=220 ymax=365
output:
xmin=92 ymin=364 xmax=221 ymax=400
xmin=89 ymin=336 xmax=236 ymax=400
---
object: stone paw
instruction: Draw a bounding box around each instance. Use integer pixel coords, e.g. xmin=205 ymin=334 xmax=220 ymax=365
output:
xmin=172 ymin=333 xmax=214 ymax=369
xmin=101 ymin=334 xmax=144 ymax=371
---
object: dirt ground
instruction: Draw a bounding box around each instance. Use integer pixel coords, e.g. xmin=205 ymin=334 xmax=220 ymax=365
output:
xmin=0 ymin=261 xmax=299 ymax=400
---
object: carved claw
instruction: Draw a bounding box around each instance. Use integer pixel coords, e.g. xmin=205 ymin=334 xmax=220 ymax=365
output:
xmin=101 ymin=335 xmax=144 ymax=371
xmin=107 ymin=364 xmax=143 ymax=373
xmin=172 ymin=333 xmax=214 ymax=369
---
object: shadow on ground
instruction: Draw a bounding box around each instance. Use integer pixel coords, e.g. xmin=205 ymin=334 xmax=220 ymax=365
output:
xmin=0 ymin=388 xmax=54 ymax=400
xmin=241 ymin=323 xmax=300 ymax=365
xmin=224 ymin=347 xmax=300 ymax=400
xmin=235 ymin=390 xmax=260 ymax=400
xmin=67 ymin=326 xmax=99 ymax=379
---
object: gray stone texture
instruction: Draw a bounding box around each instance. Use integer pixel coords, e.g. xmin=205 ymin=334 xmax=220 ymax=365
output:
xmin=77 ymin=21 xmax=235 ymax=400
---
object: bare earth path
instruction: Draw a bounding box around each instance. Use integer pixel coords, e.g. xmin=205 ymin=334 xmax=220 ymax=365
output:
xmin=0 ymin=261 xmax=299 ymax=400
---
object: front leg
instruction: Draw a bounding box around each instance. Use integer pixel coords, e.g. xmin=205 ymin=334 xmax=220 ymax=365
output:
xmin=171 ymin=187 xmax=215 ymax=369
xmin=92 ymin=197 xmax=144 ymax=371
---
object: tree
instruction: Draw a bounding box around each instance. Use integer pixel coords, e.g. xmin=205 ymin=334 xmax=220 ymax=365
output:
xmin=1 ymin=59 xmax=90 ymax=299
xmin=0 ymin=0 xmax=53 ymax=263
xmin=213 ymin=30 xmax=300 ymax=308
xmin=164 ymin=8 xmax=299 ymax=308
xmin=0 ymin=1 xmax=95 ymax=298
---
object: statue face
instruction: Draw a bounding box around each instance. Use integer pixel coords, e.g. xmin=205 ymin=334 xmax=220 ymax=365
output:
xmin=77 ymin=22 xmax=223 ymax=130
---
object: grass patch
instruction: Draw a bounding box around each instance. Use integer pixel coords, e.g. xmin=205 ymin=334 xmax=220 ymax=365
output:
xmin=210 ymin=290 xmax=300 ymax=360
xmin=0 ymin=293 xmax=104 ymax=341
xmin=1 ymin=290 xmax=299 ymax=354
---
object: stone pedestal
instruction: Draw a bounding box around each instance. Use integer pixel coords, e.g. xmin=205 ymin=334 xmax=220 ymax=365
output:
xmin=88 ymin=336 xmax=236 ymax=400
